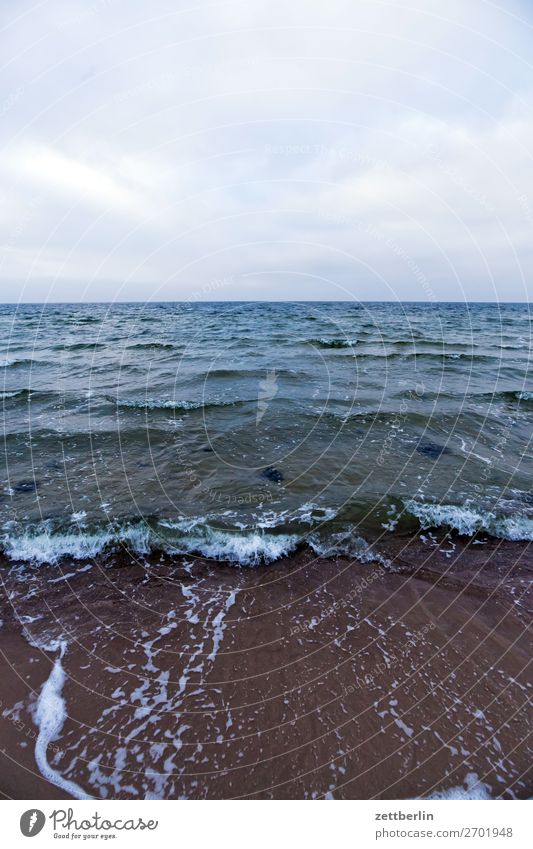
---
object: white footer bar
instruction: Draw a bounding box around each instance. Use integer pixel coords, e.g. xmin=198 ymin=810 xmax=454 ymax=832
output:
xmin=4 ymin=799 xmax=531 ymax=848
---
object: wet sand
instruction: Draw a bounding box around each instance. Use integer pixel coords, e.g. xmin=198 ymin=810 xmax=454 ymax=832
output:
xmin=0 ymin=531 xmax=531 ymax=800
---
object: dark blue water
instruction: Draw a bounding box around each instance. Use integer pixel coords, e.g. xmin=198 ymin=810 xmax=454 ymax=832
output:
xmin=1 ymin=301 xmax=532 ymax=564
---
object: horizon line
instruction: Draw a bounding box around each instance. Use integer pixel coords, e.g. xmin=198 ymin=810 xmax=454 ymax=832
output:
xmin=0 ymin=299 xmax=531 ymax=306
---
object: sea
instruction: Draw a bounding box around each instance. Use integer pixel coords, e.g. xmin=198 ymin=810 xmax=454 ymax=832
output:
xmin=1 ymin=300 xmax=532 ymax=567
xmin=1 ymin=300 xmax=532 ymax=800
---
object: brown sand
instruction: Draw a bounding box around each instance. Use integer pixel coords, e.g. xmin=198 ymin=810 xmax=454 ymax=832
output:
xmin=0 ymin=531 xmax=531 ymax=799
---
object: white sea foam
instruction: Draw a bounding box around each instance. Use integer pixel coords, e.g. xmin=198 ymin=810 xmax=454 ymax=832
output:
xmin=1 ymin=522 xmax=152 ymax=564
xmin=208 ymin=590 xmax=237 ymax=661
xmin=309 ymin=530 xmax=390 ymax=567
xmin=4 ymin=500 xmax=530 ymax=569
xmin=34 ymin=641 xmax=93 ymax=799
xmin=113 ymin=396 xmax=238 ymax=411
xmin=314 ymin=338 xmax=356 ymax=348
xmin=114 ymin=397 xmax=203 ymax=410
xmin=405 ymin=500 xmax=533 ymax=540
xmin=0 ymin=388 xmax=27 ymax=398
xmin=250 ymin=502 xmax=338 ymax=529
xmin=426 ymin=772 xmax=492 ymax=800
xmin=161 ymin=522 xmax=299 ymax=565
xmin=1 ymin=517 xmax=299 ymax=566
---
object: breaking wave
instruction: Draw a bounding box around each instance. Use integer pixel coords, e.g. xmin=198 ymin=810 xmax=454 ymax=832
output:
xmin=4 ymin=492 xmax=533 ymax=567
xmin=1 ymin=388 xmax=33 ymax=401
xmin=1 ymin=357 xmax=46 ymax=368
xmin=404 ymin=499 xmax=533 ymax=540
xmin=0 ymin=505 xmax=387 ymax=568
xmin=126 ymin=342 xmax=176 ymax=351
xmin=110 ymin=396 xmax=244 ymax=412
xmin=0 ymin=519 xmax=299 ymax=567
xmin=308 ymin=338 xmax=355 ymax=349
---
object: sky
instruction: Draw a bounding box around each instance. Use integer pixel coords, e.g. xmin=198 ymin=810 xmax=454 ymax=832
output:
xmin=1 ymin=0 xmax=533 ymax=303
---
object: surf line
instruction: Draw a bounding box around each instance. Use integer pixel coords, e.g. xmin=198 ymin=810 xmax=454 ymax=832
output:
xmin=34 ymin=640 xmax=93 ymax=800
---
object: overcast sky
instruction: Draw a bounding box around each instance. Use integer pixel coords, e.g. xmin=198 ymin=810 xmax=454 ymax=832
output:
xmin=1 ymin=0 xmax=533 ymax=303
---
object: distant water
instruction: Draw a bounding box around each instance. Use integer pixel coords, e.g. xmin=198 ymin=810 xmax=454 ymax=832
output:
xmin=1 ymin=301 xmax=532 ymax=565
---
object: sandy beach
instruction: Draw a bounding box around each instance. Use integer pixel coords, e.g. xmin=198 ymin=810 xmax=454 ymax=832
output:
xmin=1 ymin=531 xmax=531 ymax=800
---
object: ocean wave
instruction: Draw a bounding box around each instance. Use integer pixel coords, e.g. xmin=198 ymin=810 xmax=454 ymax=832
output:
xmin=309 ymin=530 xmax=390 ymax=567
xmin=0 ymin=357 xmax=43 ymax=368
xmin=1 ymin=389 xmax=93 ymax=407
xmin=111 ymin=396 xmax=249 ymax=412
xmin=473 ymin=390 xmax=533 ymax=405
xmin=112 ymin=396 xmax=199 ymax=411
xmin=159 ymin=519 xmax=299 ymax=564
xmin=55 ymin=342 xmax=106 ymax=352
xmin=0 ymin=519 xmax=297 ymax=566
xmin=448 ymin=389 xmax=533 ymax=405
xmin=203 ymin=367 xmax=299 ymax=380
xmin=303 ymin=342 xmax=501 ymax=362
xmin=126 ymin=342 xmax=176 ymax=351
xmin=404 ymin=499 xmax=533 ymax=540
xmin=250 ymin=502 xmax=339 ymax=529
xmin=1 ymin=522 xmax=153 ymax=565
xmin=389 ymin=339 xmax=475 ymax=349
xmin=400 ymin=352 xmax=496 ymax=362
xmin=0 ymin=509 xmax=386 ymax=567
xmin=308 ymin=338 xmax=355 ymax=349
xmin=0 ymin=388 xmax=33 ymax=401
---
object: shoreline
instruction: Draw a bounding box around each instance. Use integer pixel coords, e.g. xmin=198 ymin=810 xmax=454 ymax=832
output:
xmin=0 ymin=531 xmax=531 ymax=800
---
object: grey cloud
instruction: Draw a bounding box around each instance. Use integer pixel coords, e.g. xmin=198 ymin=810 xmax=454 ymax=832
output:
xmin=1 ymin=0 xmax=532 ymax=302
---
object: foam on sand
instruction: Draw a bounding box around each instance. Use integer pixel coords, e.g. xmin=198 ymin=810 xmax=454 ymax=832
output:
xmin=425 ymin=772 xmax=492 ymax=800
xmin=34 ymin=640 xmax=92 ymax=800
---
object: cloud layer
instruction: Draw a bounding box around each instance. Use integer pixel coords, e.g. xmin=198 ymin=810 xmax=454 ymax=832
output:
xmin=1 ymin=0 xmax=533 ymax=302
